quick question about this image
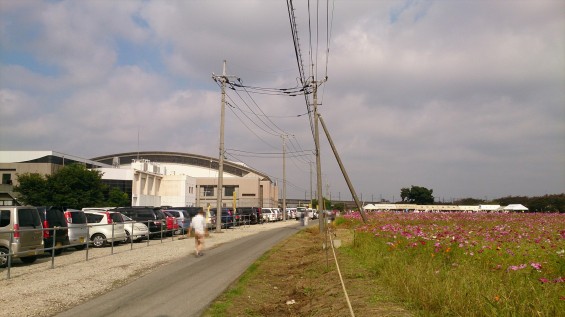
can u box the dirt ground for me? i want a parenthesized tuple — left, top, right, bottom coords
(204, 225, 413, 317)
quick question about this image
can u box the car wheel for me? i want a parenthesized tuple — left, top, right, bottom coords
(91, 233, 107, 248)
(0, 247, 9, 268)
(20, 256, 37, 264)
(124, 229, 131, 243)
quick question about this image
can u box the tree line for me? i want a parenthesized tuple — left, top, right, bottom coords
(12, 165, 564, 213)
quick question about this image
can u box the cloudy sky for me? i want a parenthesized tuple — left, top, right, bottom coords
(1, 0, 563, 202)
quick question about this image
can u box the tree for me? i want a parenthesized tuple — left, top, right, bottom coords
(13, 173, 49, 206)
(400, 187, 410, 202)
(333, 202, 346, 213)
(46, 164, 106, 208)
(106, 187, 131, 207)
(311, 197, 332, 210)
(400, 185, 435, 204)
(454, 197, 484, 205)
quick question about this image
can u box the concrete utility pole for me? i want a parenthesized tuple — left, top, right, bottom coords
(312, 75, 327, 232)
(212, 60, 238, 233)
(281, 134, 287, 221)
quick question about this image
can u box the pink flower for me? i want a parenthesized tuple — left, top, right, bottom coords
(508, 264, 527, 271)
(530, 262, 542, 271)
(539, 278, 550, 284)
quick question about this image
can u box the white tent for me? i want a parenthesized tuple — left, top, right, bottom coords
(503, 204, 529, 212)
(363, 204, 377, 210)
(479, 205, 501, 212)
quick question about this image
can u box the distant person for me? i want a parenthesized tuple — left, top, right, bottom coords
(189, 209, 207, 257)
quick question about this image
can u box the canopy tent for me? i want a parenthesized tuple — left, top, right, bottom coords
(363, 204, 377, 210)
(502, 204, 529, 211)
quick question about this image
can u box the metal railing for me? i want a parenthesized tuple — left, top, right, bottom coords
(1, 215, 275, 280)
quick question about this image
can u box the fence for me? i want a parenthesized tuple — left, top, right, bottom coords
(0, 216, 279, 280)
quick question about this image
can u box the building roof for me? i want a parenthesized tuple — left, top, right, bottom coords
(91, 151, 271, 181)
(0, 150, 110, 168)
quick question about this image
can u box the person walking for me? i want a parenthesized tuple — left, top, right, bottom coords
(189, 209, 207, 257)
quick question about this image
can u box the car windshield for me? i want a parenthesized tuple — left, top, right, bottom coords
(121, 214, 132, 221)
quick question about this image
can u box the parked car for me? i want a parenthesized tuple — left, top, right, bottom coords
(83, 210, 127, 247)
(113, 207, 166, 238)
(171, 207, 215, 229)
(161, 210, 180, 236)
(36, 206, 70, 255)
(163, 209, 191, 234)
(260, 208, 277, 222)
(210, 208, 234, 229)
(0, 206, 44, 267)
(306, 208, 318, 220)
(63, 209, 88, 250)
(235, 207, 260, 225)
(118, 213, 149, 243)
(286, 208, 297, 220)
(272, 208, 283, 221)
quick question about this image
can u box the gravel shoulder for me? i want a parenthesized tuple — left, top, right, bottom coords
(0, 220, 300, 317)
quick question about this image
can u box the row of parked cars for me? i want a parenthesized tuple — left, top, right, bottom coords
(1, 205, 313, 268)
(0, 206, 205, 268)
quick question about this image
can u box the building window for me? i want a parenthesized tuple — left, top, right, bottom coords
(225, 186, 236, 197)
(203, 186, 214, 197)
(2, 174, 12, 185)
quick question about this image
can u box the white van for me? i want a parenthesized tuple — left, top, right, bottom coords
(261, 208, 277, 222)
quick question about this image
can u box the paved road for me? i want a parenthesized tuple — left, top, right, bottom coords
(56, 222, 303, 317)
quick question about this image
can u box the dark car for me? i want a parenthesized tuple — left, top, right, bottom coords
(113, 207, 166, 238)
(210, 208, 234, 229)
(235, 207, 261, 225)
(36, 206, 70, 255)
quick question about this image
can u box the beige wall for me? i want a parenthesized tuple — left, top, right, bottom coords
(0, 163, 64, 186)
(195, 177, 278, 209)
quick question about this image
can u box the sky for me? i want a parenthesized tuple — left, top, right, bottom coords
(1, 0, 564, 203)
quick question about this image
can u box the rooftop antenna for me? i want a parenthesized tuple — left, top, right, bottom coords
(137, 127, 140, 160)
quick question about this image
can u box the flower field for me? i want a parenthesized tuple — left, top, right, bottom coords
(337, 212, 565, 316)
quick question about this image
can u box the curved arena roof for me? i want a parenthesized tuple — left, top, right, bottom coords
(91, 151, 271, 181)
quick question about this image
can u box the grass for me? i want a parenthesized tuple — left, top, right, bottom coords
(344, 212, 565, 316)
(204, 213, 564, 316)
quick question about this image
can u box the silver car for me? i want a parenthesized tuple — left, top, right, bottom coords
(83, 210, 127, 247)
(0, 206, 44, 267)
(63, 209, 88, 250)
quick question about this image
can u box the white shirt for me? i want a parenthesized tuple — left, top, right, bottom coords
(190, 214, 206, 234)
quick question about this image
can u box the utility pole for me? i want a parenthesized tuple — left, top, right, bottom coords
(281, 134, 287, 221)
(309, 161, 313, 205)
(319, 115, 368, 222)
(312, 75, 327, 232)
(212, 60, 238, 233)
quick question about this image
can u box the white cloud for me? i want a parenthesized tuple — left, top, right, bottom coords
(0, 0, 563, 199)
